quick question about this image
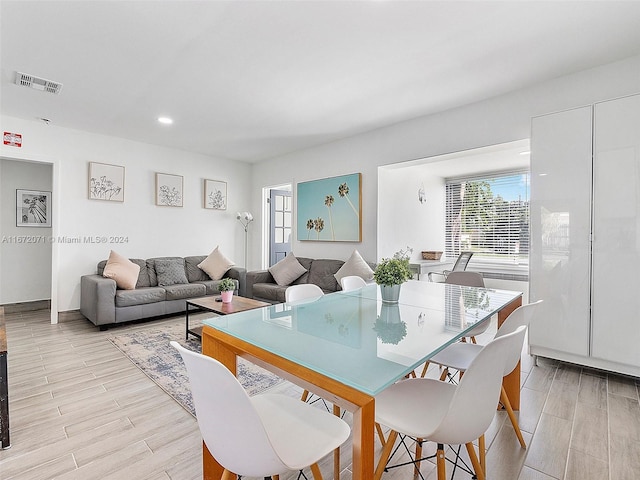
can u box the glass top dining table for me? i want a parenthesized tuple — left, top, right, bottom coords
(199, 280, 523, 480)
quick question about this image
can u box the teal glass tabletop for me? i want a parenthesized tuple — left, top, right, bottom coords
(203, 281, 521, 396)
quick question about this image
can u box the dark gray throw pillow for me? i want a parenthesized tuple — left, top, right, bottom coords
(155, 258, 188, 286)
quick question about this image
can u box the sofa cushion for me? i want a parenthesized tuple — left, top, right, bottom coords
(193, 279, 239, 296)
(290, 257, 313, 285)
(252, 283, 287, 303)
(147, 257, 184, 286)
(198, 246, 235, 280)
(307, 259, 344, 292)
(98, 258, 150, 288)
(164, 283, 206, 301)
(103, 250, 141, 290)
(115, 286, 166, 307)
(334, 249, 374, 285)
(269, 254, 307, 286)
(155, 258, 189, 286)
(184, 255, 208, 282)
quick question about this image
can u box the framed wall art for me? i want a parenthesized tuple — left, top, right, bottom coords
(297, 172, 361, 242)
(16, 189, 52, 227)
(88, 162, 124, 202)
(156, 172, 183, 207)
(203, 179, 227, 210)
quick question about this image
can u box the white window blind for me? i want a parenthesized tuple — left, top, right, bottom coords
(445, 170, 530, 265)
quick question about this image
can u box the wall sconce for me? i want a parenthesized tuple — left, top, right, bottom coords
(418, 184, 426, 204)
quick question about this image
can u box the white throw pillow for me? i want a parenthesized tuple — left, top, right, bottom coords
(269, 254, 307, 286)
(198, 246, 235, 280)
(334, 249, 374, 285)
(103, 250, 141, 290)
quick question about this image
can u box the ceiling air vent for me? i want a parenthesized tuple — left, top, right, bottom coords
(15, 71, 63, 95)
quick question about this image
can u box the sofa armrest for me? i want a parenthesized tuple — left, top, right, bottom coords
(245, 269, 275, 299)
(225, 267, 247, 297)
(80, 274, 116, 326)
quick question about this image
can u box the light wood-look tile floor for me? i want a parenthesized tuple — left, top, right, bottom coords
(0, 309, 639, 480)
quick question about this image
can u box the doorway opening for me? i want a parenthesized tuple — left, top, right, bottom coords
(261, 184, 292, 268)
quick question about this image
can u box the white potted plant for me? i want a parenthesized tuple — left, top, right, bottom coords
(373, 247, 413, 303)
(218, 277, 236, 303)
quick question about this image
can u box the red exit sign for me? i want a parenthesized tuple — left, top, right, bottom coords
(3, 132, 22, 147)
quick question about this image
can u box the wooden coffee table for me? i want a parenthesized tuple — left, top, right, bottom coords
(185, 295, 270, 340)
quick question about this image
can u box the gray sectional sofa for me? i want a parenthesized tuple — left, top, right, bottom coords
(80, 255, 246, 329)
(246, 256, 374, 304)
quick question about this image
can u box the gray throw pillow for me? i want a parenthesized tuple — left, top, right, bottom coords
(155, 258, 188, 286)
(269, 254, 307, 286)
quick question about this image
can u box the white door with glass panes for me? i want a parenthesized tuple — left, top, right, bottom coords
(269, 189, 292, 266)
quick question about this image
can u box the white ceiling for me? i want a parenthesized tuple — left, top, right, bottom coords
(2, 1, 640, 163)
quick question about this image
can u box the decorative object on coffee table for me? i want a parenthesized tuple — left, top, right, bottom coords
(373, 246, 413, 303)
(218, 277, 235, 303)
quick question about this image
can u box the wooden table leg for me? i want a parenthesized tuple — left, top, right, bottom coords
(498, 296, 523, 410)
(351, 396, 376, 480)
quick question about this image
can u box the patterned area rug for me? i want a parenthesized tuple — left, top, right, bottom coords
(109, 322, 285, 416)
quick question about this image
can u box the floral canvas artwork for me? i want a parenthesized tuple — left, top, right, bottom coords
(89, 162, 124, 202)
(297, 172, 361, 242)
(156, 173, 183, 207)
(16, 189, 52, 227)
(204, 179, 227, 210)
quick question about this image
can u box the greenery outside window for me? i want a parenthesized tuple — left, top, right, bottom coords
(445, 170, 530, 266)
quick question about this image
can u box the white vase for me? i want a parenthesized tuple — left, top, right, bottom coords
(379, 284, 401, 303)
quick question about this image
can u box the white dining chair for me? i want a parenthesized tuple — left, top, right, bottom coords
(373, 326, 527, 480)
(340, 275, 367, 291)
(417, 271, 487, 378)
(428, 300, 542, 451)
(285, 283, 324, 303)
(170, 341, 350, 480)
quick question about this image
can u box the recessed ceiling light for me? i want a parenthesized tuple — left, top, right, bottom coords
(157, 116, 173, 125)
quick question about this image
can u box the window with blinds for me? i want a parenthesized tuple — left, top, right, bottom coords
(445, 170, 530, 265)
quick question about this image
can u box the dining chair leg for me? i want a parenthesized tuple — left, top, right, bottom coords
(479, 434, 486, 476)
(375, 422, 386, 445)
(374, 430, 398, 480)
(500, 385, 526, 448)
(414, 438, 423, 479)
(221, 469, 235, 480)
(310, 462, 323, 480)
(436, 443, 446, 480)
(465, 442, 485, 480)
(419, 361, 430, 378)
(439, 367, 449, 382)
(301, 389, 310, 402)
(333, 404, 341, 480)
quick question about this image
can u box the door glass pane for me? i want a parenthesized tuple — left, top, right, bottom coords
(275, 195, 284, 210)
(284, 196, 291, 211)
(275, 228, 284, 243)
(275, 212, 284, 227)
(284, 228, 291, 242)
(284, 212, 292, 227)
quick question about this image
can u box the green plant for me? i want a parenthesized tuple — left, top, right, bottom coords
(218, 278, 236, 292)
(373, 247, 413, 286)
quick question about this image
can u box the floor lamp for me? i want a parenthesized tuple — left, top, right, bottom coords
(236, 211, 253, 268)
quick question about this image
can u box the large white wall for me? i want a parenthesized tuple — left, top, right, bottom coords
(250, 54, 640, 266)
(0, 159, 53, 303)
(377, 166, 445, 260)
(0, 117, 252, 314)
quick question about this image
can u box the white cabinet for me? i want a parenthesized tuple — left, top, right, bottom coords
(529, 94, 640, 376)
